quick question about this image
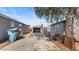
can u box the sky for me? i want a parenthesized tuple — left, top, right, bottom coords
(0, 7, 49, 27)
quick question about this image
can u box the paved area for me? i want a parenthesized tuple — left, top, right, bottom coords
(0, 33, 70, 51)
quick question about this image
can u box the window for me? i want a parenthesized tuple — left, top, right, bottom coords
(19, 24, 22, 27)
(11, 21, 15, 27)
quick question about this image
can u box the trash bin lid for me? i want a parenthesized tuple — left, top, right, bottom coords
(10, 28, 18, 31)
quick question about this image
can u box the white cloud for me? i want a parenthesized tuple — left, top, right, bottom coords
(7, 13, 49, 26)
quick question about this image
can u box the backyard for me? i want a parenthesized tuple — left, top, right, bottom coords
(0, 31, 70, 51)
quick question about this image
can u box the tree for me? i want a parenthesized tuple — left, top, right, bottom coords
(34, 7, 76, 23)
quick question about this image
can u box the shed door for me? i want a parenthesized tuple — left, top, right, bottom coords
(33, 28, 41, 33)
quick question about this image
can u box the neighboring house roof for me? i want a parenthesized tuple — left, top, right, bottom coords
(0, 13, 27, 26)
(50, 20, 66, 26)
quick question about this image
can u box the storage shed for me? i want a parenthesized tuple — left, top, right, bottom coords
(50, 20, 66, 42)
(50, 20, 66, 35)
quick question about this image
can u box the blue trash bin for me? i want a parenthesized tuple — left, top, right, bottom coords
(7, 28, 18, 42)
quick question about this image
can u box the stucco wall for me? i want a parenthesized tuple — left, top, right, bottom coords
(10, 21, 19, 28)
(0, 17, 23, 41)
(0, 17, 11, 40)
(0, 15, 28, 41)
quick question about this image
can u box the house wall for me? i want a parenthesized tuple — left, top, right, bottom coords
(18, 23, 28, 35)
(0, 17, 11, 41)
(23, 25, 27, 33)
(10, 21, 19, 28)
(22, 24, 26, 33)
(10, 21, 27, 33)
(0, 16, 25, 41)
(0, 14, 28, 43)
(19, 24, 24, 32)
(21, 24, 30, 33)
(14, 22, 19, 28)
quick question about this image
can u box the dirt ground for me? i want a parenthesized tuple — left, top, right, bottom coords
(0, 32, 70, 51)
